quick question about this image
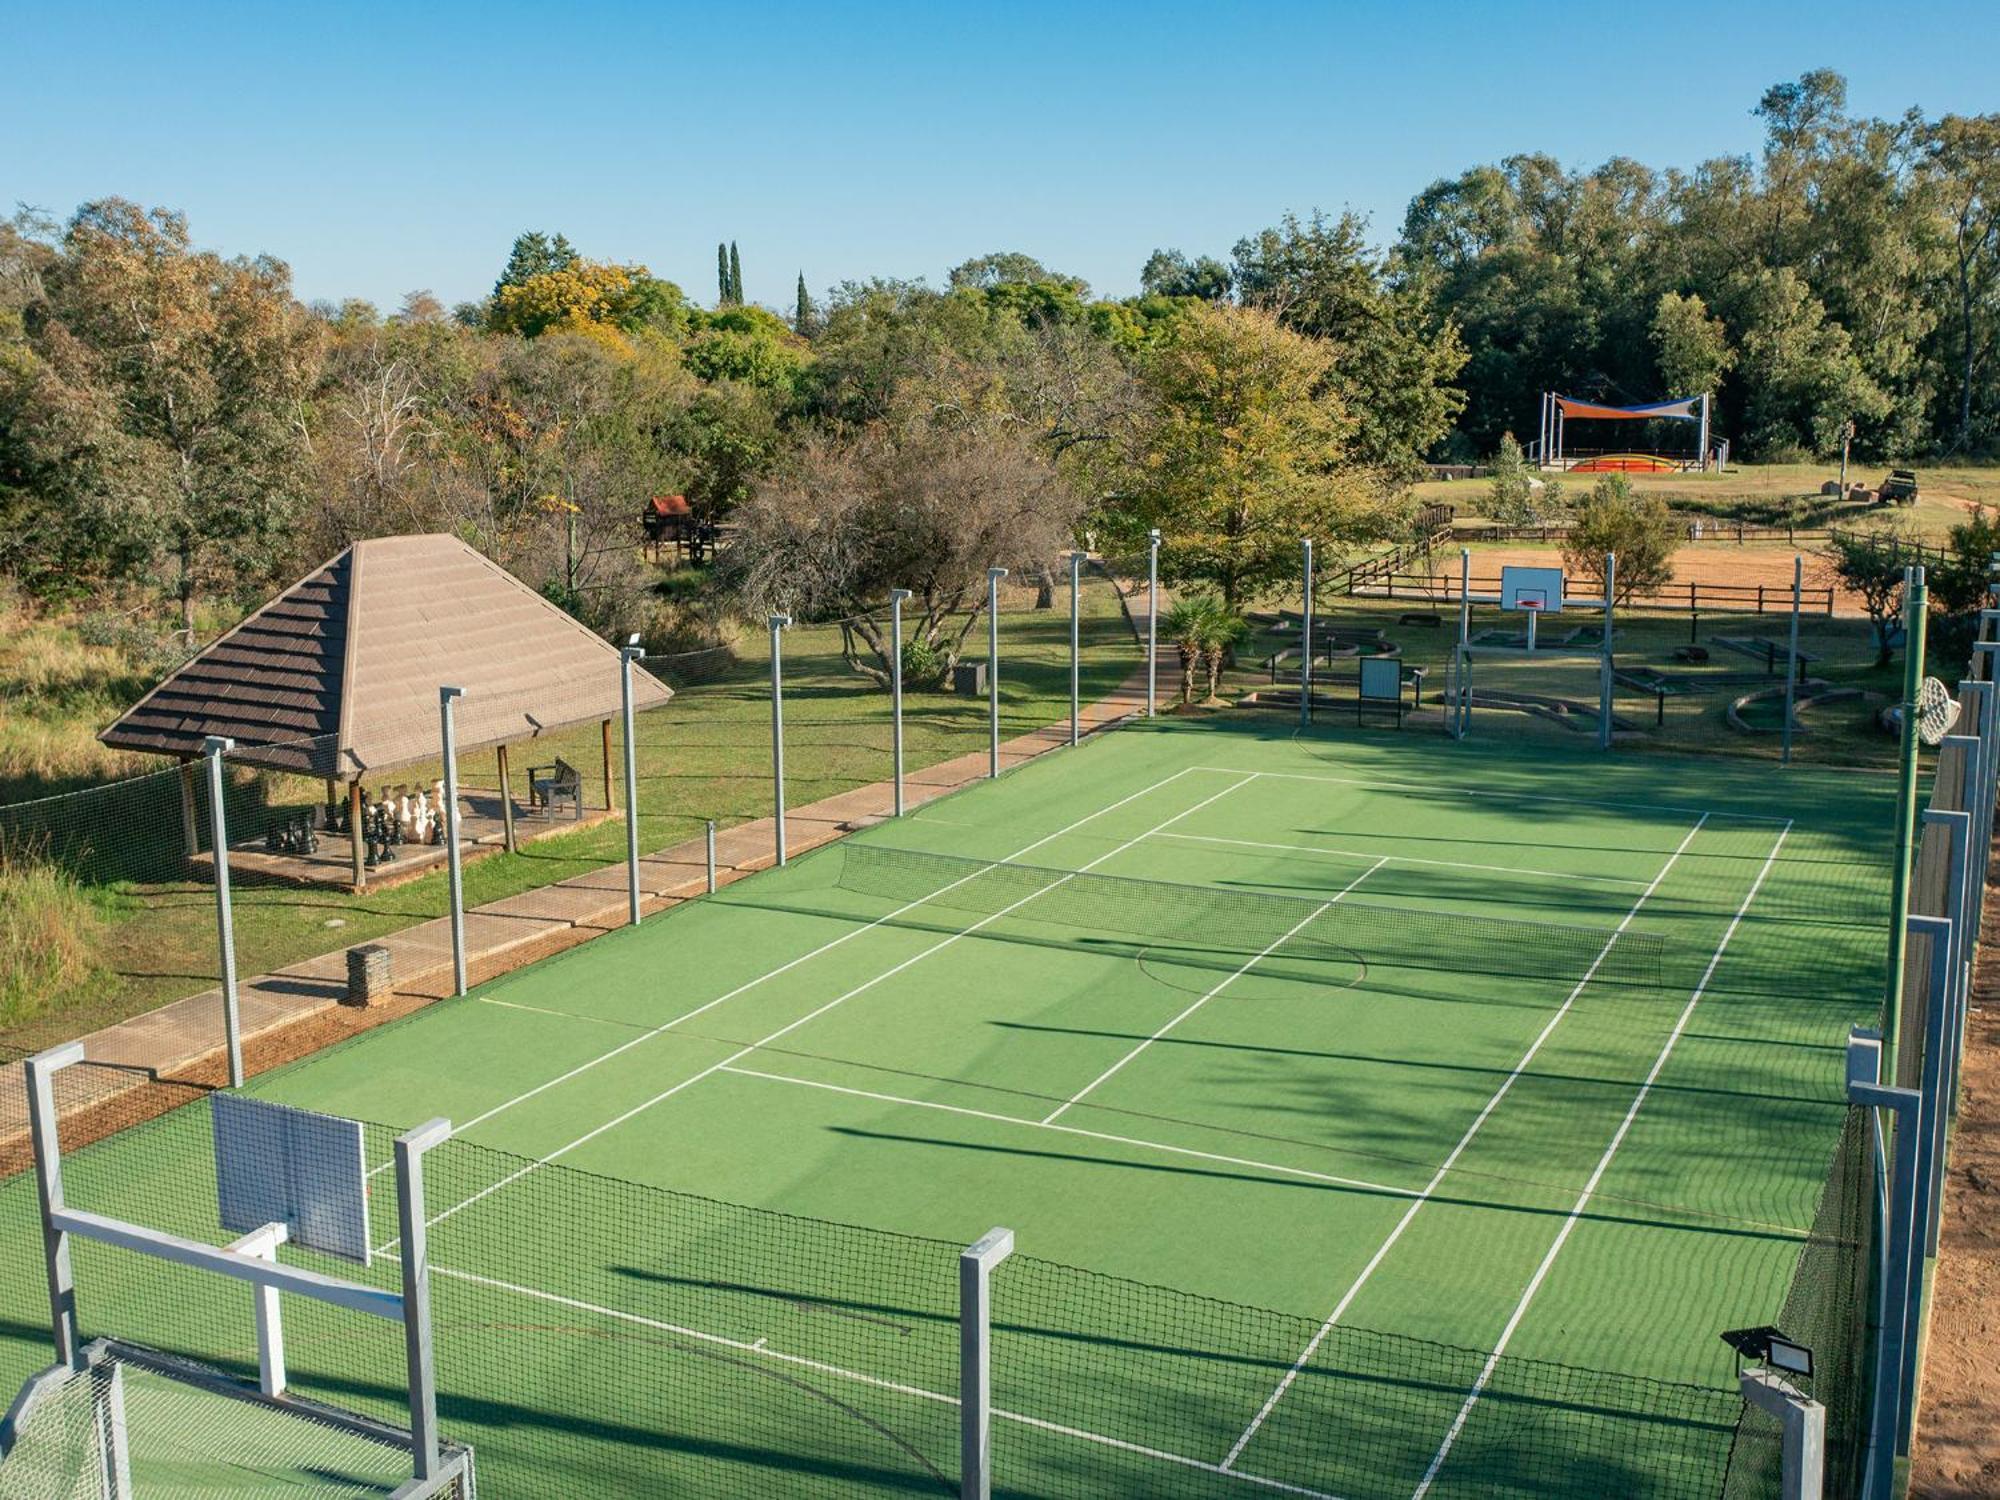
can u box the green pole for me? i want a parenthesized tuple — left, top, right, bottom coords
(1882, 565, 1928, 1087)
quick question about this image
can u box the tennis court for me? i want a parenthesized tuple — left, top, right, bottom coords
(0, 717, 1896, 1497)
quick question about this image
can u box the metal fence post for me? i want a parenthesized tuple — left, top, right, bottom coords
(890, 589, 911, 815)
(768, 616, 791, 866)
(1455, 547, 1472, 738)
(201, 736, 243, 1087)
(1847, 1028, 1920, 1494)
(1146, 529, 1160, 718)
(1883, 567, 1928, 1087)
(705, 819, 717, 894)
(987, 569, 1007, 778)
(24, 1041, 85, 1368)
(1739, 1368, 1826, 1500)
(1069, 550, 1082, 747)
(959, 1227, 1015, 1500)
(1300, 538, 1314, 728)
(438, 688, 467, 998)
(1783, 555, 1803, 766)
(620, 638, 643, 927)
(394, 1117, 452, 1483)
(1598, 553, 1616, 752)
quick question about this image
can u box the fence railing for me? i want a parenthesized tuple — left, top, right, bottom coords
(1343, 572, 1838, 616)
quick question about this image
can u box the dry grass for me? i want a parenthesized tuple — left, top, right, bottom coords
(0, 591, 167, 797)
(0, 852, 103, 1025)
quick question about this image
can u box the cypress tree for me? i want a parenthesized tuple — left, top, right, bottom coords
(717, 242, 730, 304)
(795, 272, 813, 335)
(729, 242, 743, 304)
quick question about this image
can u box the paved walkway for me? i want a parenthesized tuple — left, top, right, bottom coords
(2, 595, 1169, 1158)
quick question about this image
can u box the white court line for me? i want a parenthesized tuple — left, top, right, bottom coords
(720, 1064, 1410, 1197)
(1409, 821, 1791, 1500)
(380, 773, 1257, 1252)
(424, 1262, 1342, 1498)
(1041, 857, 1389, 1127)
(1197, 765, 1790, 825)
(1217, 814, 1709, 1473)
(1152, 831, 1649, 888)
(363, 765, 1204, 1181)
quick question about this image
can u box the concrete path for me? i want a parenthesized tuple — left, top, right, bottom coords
(1, 594, 1168, 1159)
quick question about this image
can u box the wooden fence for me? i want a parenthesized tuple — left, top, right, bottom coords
(1346, 572, 1837, 616)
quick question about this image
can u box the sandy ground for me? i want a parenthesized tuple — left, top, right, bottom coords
(1465, 543, 1871, 616)
(1911, 862, 2000, 1497)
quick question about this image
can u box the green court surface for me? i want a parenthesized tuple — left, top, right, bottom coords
(0, 717, 1895, 1498)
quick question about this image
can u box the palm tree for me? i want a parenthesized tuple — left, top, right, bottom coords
(1202, 609, 1249, 701)
(1162, 596, 1248, 706)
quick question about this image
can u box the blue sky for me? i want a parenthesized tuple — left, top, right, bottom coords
(5, 1, 1996, 312)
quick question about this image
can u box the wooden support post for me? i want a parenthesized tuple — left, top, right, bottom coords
(178, 759, 199, 858)
(495, 745, 517, 853)
(349, 781, 365, 891)
(601, 719, 614, 813)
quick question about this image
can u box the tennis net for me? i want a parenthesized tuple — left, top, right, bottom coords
(827, 843, 1668, 988)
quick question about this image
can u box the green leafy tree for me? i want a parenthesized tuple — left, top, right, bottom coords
(795, 272, 815, 336)
(1120, 303, 1375, 610)
(1919, 115, 2000, 451)
(493, 231, 577, 299)
(1821, 524, 1917, 666)
(1139, 249, 1232, 301)
(1560, 474, 1678, 604)
(717, 242, 730, 305)
(1650, 292, 1734, 398)
(8, 200, 322, 632)
(729, 242, 743, 304)
(1486, 433, 1540, 526)
(1233, 211, 1466, 477)
(946, 252, 1087, 295)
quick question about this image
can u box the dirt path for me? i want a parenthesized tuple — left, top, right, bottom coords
(1911, 857, 2000, 1497)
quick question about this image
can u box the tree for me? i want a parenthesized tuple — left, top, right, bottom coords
(729, 241, 743, 305)
(493, 231, 577, 299)
(1119, 303, 1377, 610)
(1161, 595, 1245, 705)
(1486, 433, 1540, 526)
(9, 200, 322, 633)
(723, 424, 1084, 680)
(1139, 249, 1232, 302)
(795, 272, 815, 336)
(717, 243, 731, 305)
(1560, 475, 1678, 604)
(1650, 292, 1733, 398)
(1821, 524, 1917, 666)
(1233, 211, 1466, 477)
(946, 252, 1087, 295)
(1919, 115, 2000, 451)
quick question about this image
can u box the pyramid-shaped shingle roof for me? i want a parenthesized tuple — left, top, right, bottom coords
(102, 534, 672, 778)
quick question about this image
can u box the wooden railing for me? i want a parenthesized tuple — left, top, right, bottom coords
(1332, 506, 1457, 594)
(1345, 572, 1838, 616)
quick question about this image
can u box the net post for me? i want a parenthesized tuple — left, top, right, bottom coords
(96, 1357, 132, 1499)
(1783, 555, 1803, 765)
(1068, 550, 1081, 747)
(705, 819, 717, 894)
(768, 615, 791, 866)
(1738, 1368, 1825, 1500)
(959, 1226, 1014, 1500)
(987, 569, 1007, 778)
(1883, 567, 1927, 1087)
(1300, 537, 1314, 728)
(620, 638, 644, 927)
(226, 1221, 291, 1396)
(201, 735, 243, 1087)
(438, 687, 467, 997)
(395, 1117, 452, 1484)
(890, 589, 912, 814)
(1146, 529, 1160, 717)
(1598, 553, 1615, 752)
(24, 1041, 85, 1369)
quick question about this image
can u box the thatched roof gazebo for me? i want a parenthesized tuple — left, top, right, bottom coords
(101, 534, 672, 887)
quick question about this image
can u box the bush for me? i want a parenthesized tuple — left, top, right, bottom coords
(0, 852, 103, 1025)
(1561, 475, 1679, 602)
(901, 637, 947, 688)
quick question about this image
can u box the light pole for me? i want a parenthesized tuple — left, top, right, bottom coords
(201, 735, 242, 1087)
(1068, 550, 1082, 747)
(987, 568, 1007, 778)
(1300, 538, 1314, 728)
(620, 635, 643, 925)
(438, 687, 467, 997)
(768, 615, 791, 865)
(890, 588, 911, 815)
(1146, 529, 1161, 718)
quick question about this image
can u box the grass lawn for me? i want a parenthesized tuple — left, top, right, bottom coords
(0, 576, 1142, 1055)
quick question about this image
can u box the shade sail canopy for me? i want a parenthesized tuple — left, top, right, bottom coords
(1554, 396, 1702, 421)
(101, 534, 672, 778)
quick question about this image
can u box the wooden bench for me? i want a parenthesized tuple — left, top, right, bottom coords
(528, 757, 584, 820)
